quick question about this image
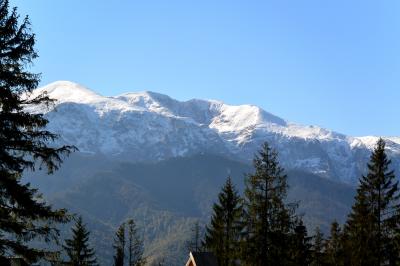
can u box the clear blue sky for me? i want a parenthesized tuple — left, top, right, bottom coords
(11, 0, 400, 136)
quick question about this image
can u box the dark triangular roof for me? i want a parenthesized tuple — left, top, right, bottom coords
(189, 252, 218, 266)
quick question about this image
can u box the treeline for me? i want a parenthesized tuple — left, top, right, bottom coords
(53, 216, 146, 265)
(1, 0, 400, 265)
(198, 140, 400, 266)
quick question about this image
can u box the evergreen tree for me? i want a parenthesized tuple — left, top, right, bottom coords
(344, 139, 400, 265)
(311, 227, 327, 266)
(344, 191, 375, 265)
(290, 220, 312, 266)
(127, 219, 146, 266)
(0, 0, 74, 262)
(186, 221, 203, 253)
(204, 177, 243, 266)
(242, 142, 297, 266)
(325, 221, 344, 266)
(63, 216, 97, 266)
(113, 223, 125, 266)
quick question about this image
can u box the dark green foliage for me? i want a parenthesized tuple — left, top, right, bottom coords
(0, 0, 74, 181)
(290, 220, 312, 266)
(63, 216, 97, 266)
(127, 219, 146, 266)
(41, 154, 354, 265)
(113, 223, 125, 266)
(343, 191, 375, 265)
(204, 177, 243, 266)
(310, 227, 327, 266)
(242, 142, 298, 266)
(343, 139, 400, 265)
(325, 221, 344, 266)
(0, 0, 74, 263)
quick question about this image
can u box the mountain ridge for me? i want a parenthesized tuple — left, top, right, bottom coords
(25, 81, 398, 265)
(34, 81, 398, 141)
(30, 81, 400, 184)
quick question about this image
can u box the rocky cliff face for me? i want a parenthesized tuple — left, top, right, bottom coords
(30, 81, 400, 184)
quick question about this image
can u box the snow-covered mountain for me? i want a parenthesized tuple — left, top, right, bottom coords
(31, 81, 400, 184)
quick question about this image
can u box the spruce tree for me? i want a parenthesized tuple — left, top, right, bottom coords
(311, 227, 327, 266)
(63, 216, 98, 266)
(204, 177, 243, 266)
(325, 221, 344, 266)
(242, 142, 297, 266)
(344, 138, 400, 265)
(290, 221, 312, 266)
(0, 0, 74, 262)
(113, 223, 125, 266)
(127, 219, 146, 266)
(344, 191, 375, 265)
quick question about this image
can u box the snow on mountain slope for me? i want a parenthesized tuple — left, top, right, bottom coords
(33, 81, 400, 184)
(32, 81, 102, 104)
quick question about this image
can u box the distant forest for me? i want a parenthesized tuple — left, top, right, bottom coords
(1, 0, 399, 265)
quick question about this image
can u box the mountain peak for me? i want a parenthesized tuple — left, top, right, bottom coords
(32, 81, 400, 184)
(35, 81, 101, 104)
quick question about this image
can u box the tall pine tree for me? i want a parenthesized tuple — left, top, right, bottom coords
(343, 190, 375, 265)
(310, 227, 327, 266)
(63, 216, 98, 266)
(204, 177, 243, 266)
(242, 142, 297, 266)
(344, 138, 400, 265)
(290, 220, 312, 266)
(113, 223, 125, 266)
(325, 221, 344, 266)
(0, 0, 74, 263)
(127, 219, 146, 266)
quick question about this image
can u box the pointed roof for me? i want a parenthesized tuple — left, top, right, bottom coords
(185, 251, 218, 266)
